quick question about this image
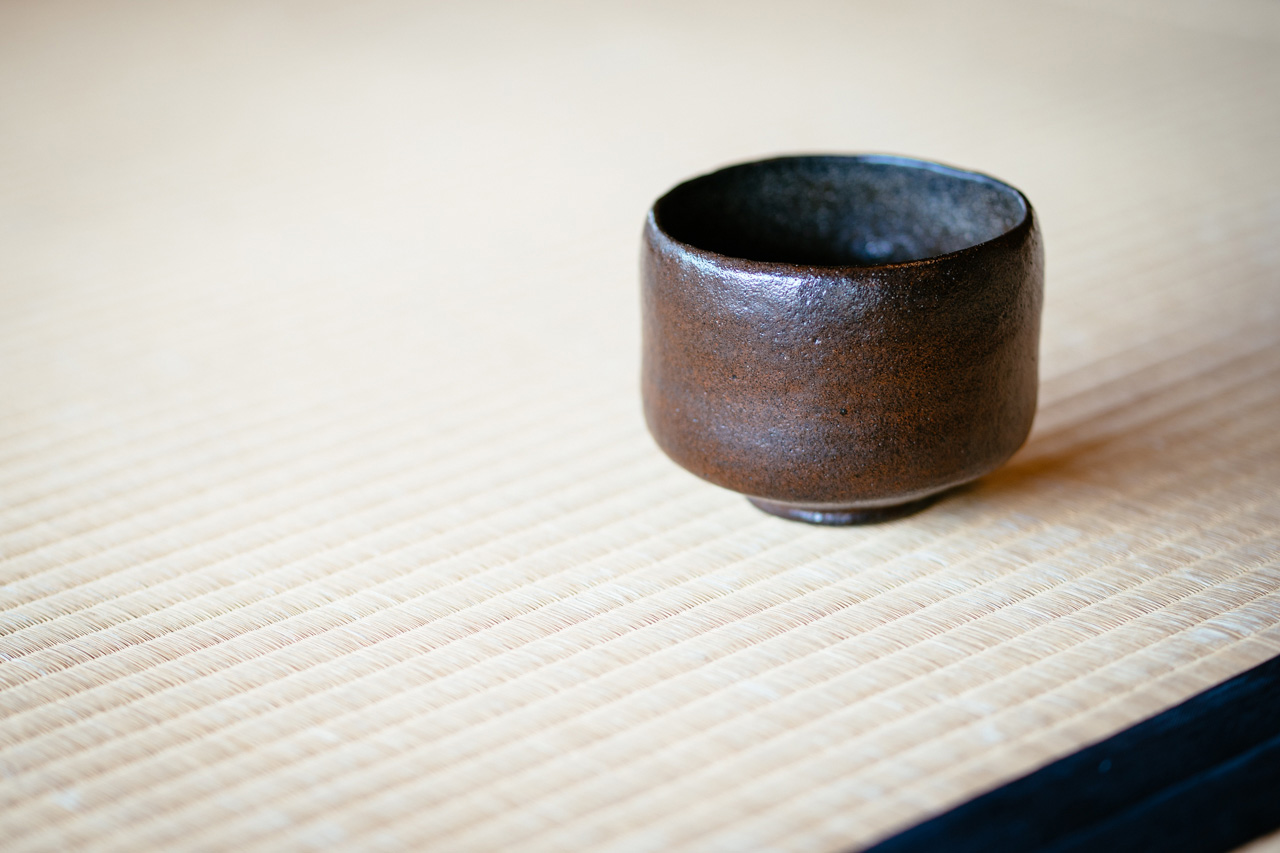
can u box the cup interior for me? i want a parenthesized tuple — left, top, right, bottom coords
(653, 155, 1027, 266)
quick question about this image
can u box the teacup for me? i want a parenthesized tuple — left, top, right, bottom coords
(641, 154, 1043, 524)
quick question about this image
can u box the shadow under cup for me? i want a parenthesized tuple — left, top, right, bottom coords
(641, 155, 1044, 524)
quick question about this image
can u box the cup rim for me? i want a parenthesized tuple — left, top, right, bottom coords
(648, 153, 1034, 274)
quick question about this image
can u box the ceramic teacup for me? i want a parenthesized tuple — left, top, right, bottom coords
(641, 154, 1043, 524)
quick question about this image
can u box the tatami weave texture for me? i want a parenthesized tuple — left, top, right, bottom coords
(2, 1, 1278, 851)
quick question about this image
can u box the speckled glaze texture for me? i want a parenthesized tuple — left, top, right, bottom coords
(641, 155, 1043, 524)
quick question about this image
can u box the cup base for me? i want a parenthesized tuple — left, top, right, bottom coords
(747, 494, 942, 525)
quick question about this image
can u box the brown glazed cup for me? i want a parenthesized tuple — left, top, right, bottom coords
(641, 154, 1043, 524)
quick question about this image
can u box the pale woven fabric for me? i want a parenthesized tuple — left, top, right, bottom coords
(2, 1, 1278, 851)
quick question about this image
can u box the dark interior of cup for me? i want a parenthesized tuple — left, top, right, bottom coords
(653, 155, 1027, 266)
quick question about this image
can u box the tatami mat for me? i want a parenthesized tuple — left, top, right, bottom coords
(2, 1, 1278, 851)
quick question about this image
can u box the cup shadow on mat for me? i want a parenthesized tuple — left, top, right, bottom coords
(931, 336, 1276, 518)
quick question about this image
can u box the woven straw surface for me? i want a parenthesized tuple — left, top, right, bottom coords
(2, 1, 1278, 851)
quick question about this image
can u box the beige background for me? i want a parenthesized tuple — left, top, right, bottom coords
(2, 1, 1278, 851)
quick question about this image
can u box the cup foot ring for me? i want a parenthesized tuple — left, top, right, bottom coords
(747, 494, 942, 525)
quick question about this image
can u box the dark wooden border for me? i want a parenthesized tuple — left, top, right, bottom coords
(860, 654, 1280, 853)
